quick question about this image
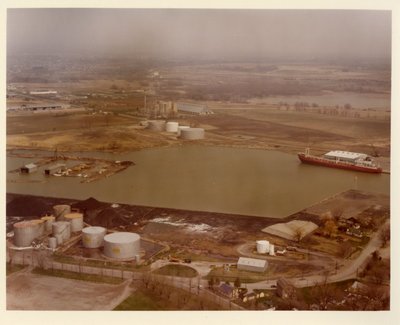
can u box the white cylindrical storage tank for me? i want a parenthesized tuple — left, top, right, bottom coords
(135, 254, 141, 264)
(55, 234, 63, 245)
(177, 125, 190, 136)
(269, 244, 275, 256)
(64, 213, 84, 232)
(165, 121, 179, 132)
(48, 237, 57, 249)
(147, 120, 166, 132)
(256, 240, 270, 254)
(82, 226, 107, 248)
(41, 215, 55, 232)
(180, 128, 205, 140)
(104, 232, 140, 259)
(53, 205, 71, 221)
(13, 220, 42, 247)
(52, 221, 71, 242)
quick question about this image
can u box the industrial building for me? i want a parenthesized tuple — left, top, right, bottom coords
(237, 257, 268, 273)
(20, 163, 38, 174)
(44, 163, 66, 175)
(176, 102, 213, 115)
(262, 220, 318, 241)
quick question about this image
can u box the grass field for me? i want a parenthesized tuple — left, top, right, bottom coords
(153, 264, 198, 278)
(32, 267, 124, 285)
(114, 290, 163, 310)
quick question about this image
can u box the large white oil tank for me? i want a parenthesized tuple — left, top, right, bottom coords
(147, 120, 166, 132)
(256, 240, 270, 254)
(177, 125, 190, 136)
(53, 205, 71, 221)
(269, 244, 275, 256)
(104, 232, 141, 259)
(13, 220, 44, 247)
(82, 226, 107, 248)
(180, 128, 205, 140)
(52, 221, 71, 242)
(41, 215, 55, 232)
(48, 237, 57, 249)
(64, 213, 84, 232)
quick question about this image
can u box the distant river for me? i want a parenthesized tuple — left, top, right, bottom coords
(6, 146, 390, 218)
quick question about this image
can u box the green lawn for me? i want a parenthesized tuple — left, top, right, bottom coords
(6, 263, 26, 276)
(32, 267, 124, 285)
(154, 264, 198, 278)
(114, 291, 163, 310)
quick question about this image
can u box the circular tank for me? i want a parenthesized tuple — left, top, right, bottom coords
(177, 125, 190, 136)
(165, 121, 179, 132)
(147, 120, 166, 132)
(82, 226, 107, 248)
(256, 240, 270, 254)
(269, 244, 275, 256)
(180, 128, 205, 140)
(104, 232, 140, 259)
(52, 221, 71, 242)
(48, 237, 57, 249)
(65, 213, 84, 232)
(55, 234, 63, 245)
(41, 215, 55, 232)
(13, 220, 43, 247)
(53, 205, 71, 221)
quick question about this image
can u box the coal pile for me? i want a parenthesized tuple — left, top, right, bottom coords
(87, 206, 135, 228)
(71, 197, 108, 212)
(7, 196, 51, 217)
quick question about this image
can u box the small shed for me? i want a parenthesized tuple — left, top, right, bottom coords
(44, 163, 67, 175)
(237, 257, 268, 273)
(20, 163, 38, 174)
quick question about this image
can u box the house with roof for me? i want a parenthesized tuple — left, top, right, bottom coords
(217, 283, 239, 300)
(276, 278, 296, 299)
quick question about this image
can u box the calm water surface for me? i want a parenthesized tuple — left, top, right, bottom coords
(6, 146, 390, 218)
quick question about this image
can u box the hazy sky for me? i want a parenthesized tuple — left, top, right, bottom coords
(7, 9, 391, 60)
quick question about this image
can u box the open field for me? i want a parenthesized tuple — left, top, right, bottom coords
(6, 269, 133, 310)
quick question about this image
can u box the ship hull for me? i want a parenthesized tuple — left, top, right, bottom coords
(298, 153, 382, 174)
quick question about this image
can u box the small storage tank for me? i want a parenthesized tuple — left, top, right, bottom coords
(135, 254, 141, 264)
(104, 232, 140, 259)
(256, 240, 270, 254)
(13, 220, 43, 247)
(165, 121, 179, 132)
(177, 125, 190, 136)
(52, 221, 71, 242)
(65, 213, 84, 232)
(53, 205, 71, 221)
(147, 120, 166, 132)
(180, 128, 205, 140)
(48, 237, 57, 249)
(55, 234, 63, 245)
(41, 215, 56, 232)
(82, 226, 107, 248)
(269, 244, 275, 256)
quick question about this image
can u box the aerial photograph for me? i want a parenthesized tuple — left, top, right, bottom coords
(5, 7, 394, 315)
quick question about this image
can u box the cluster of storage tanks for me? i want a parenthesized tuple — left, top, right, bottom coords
(12, 204, 141, 261)
(147, 120, 205, 140)
(256, 240, 275, 256)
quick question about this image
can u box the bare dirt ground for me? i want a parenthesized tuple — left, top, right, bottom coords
(6, 268, 134, 310)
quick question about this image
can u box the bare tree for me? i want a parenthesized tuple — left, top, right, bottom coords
(380, 224, 390, 247)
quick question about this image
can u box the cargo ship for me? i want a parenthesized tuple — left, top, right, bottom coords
(298, 148, 382, 173)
